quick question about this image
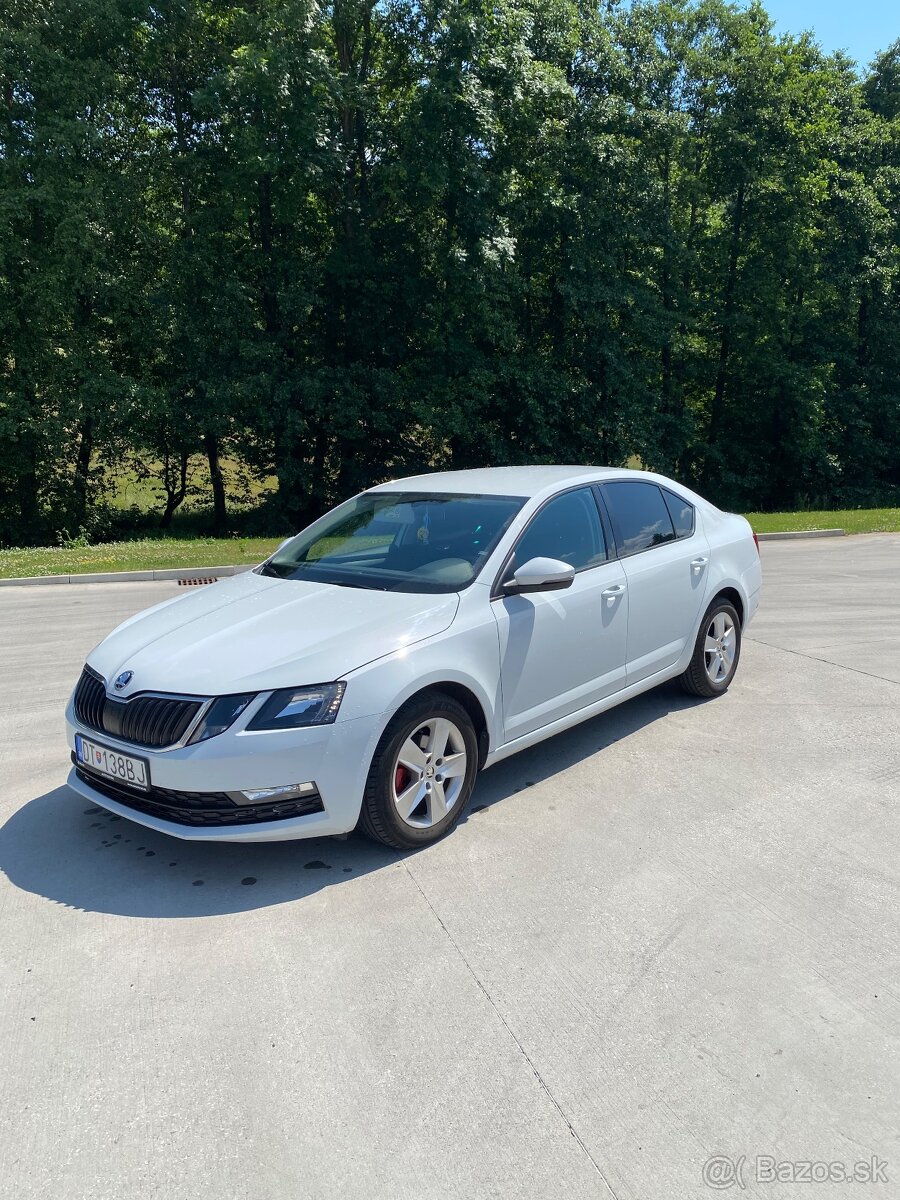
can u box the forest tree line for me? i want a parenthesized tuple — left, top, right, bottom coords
(2, 0, 900, 544)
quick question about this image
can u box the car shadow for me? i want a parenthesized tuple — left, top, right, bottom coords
(0, 683, 704, 919)
(464, 680, 706, 818)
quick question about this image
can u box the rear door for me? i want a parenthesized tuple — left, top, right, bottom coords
(491, 487, 628, 742)
(600, 481, 709, 685)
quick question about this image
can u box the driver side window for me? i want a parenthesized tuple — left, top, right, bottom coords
(511, 488, 607, 574)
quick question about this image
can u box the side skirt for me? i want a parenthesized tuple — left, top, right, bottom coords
(483, 662, 686, 769)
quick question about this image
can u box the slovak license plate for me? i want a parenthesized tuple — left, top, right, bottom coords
(75, 733, 150, 791)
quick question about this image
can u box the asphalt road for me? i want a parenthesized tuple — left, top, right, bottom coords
(1, 535, 898, 1200)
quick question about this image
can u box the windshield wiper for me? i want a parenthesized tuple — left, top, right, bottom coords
(257, 561, 286, 578)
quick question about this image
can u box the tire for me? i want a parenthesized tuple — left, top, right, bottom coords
(358, 692, 479, 850)
(680, 597, 742, 698)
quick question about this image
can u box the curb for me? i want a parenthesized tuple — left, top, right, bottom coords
(755, 528, 846, 541)
(0, 564, 255, 588)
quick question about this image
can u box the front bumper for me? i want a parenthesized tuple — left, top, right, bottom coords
(65, 703, 385, 842)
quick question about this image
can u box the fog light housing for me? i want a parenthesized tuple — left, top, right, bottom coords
(234, 782, 318, 805)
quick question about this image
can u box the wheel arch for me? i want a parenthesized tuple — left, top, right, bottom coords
(395, 682, 491, 768)
(710, 585, 744, 625)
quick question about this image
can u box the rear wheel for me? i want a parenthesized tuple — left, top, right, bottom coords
(680, 598, 742, 698)
(358, 693, 479, 849)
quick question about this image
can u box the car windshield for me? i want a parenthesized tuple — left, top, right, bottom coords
(260, 491, 526, 593)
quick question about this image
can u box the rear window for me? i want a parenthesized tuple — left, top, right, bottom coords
(604, 482, 676, 555)
(662, 489, 695, 539)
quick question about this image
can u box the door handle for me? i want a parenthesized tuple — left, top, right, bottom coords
(601, 584, 626, 605)
(691, 557, 708, 572)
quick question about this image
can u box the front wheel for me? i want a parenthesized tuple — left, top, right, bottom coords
(358, 692, 479, 849)
(680, 598, 742, 698)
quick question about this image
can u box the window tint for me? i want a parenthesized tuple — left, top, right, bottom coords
(604, 482, 675, 555)
(662, 488, 695, 539)
(512, 488, 607, 572)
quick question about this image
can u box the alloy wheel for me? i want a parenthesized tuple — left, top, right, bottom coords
(391, 717, 468, 829)
(704, 610, 736, 684)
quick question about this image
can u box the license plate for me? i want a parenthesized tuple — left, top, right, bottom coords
(75, 734, 150, 791)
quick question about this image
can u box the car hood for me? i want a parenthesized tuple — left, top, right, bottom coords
(87, 570, 459, 696)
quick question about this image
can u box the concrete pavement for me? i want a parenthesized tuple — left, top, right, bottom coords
(1, 536, 898, 1199)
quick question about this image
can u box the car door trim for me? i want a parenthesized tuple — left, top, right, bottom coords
(591, 484, 619, 558)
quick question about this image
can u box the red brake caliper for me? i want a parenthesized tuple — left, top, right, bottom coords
(394, 764, 411, 795)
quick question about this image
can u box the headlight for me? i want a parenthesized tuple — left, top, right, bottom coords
(247, 682, 346, 731)
(188, 694, 255, 744)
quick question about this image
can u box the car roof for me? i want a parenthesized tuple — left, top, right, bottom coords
(367, 465, 634, 498)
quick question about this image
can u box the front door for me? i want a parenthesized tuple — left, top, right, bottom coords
(492, 487, 629, 742)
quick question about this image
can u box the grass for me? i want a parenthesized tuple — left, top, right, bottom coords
(1, 509, 897, 580)
(0, 533, 394, 579)
(746, 509, 900, 534)
(0, 537, 286, 580)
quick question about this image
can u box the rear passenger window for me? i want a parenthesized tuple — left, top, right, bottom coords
(604, 482, 675, 555)
(662, 489, 695, 539)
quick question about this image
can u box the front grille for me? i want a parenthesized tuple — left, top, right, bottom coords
(73, 667, 106, 730)
(74, 764, 325, 828)
(115, 694, 201, 746)
(73, 666, 203, 749)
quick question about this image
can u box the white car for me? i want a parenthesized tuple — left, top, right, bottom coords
(66, 466, 761, 848)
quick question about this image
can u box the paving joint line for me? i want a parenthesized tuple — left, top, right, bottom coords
(746, 636, 900, 687)
(403, 861, 621, 1199)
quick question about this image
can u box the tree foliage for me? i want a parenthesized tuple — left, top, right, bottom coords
(1, 0, 899, 543)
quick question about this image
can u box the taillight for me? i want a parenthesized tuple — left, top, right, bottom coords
(752, 532, 760, 554)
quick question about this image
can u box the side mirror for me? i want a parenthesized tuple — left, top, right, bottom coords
(504, 556, 576, 594)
